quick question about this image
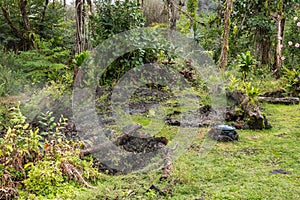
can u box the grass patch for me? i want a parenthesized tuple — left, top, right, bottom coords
(19, 103, 300, 199)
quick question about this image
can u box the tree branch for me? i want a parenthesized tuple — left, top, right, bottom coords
(1, 7, 26, 41)
(41, 0, 49, 23)
(19, 0, 31, 31)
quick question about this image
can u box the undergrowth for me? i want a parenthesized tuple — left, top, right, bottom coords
(0, 103, 101, 199)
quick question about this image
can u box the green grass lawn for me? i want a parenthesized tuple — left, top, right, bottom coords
(33, 103, 300, 200)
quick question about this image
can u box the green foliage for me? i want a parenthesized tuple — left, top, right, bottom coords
(244, 81, 260, 102)
(0, 64, 24, 96)
(237, 51, 256, 80)
(178, 12, 222, 63)
(23, 160, 64, 196)
(17, 39, 70, 84)
(227, 76, 260, 103)
(21, 81, 72, 124)
(73, 51, 90, 67)
(0, 103, 41, 183)
(0, 50, 26, 96)
(90, 0, 177, 86)
(281, 67, 300, 97)
(282, 14, 300, 68)
(0, 103, 100, 199)
(92, 0, 145, 44)
(0, 0, 73, 51)
(98, 28, 176, 86)
(187, 0, 198, 18)
(38, 111, 68, 142)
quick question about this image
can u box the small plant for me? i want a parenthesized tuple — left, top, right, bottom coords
(282, 67, 300, 97)
(0, 103, 41, 199)
(237, 51, 256, 81)
(227, 77, 260, 103)
(0, 64, 25, 96)
(38, 111, 68, 142)
(244, 82, 260, 103)
(73, 51, 90, 67)
(23, 160, 64, 196)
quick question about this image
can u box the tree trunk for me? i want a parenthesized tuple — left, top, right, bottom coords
(41, 0, 49, 23)
(1, 6, 33, 50)
(166, 0, 177, 30)
(254, 0, 271, 66)
(19, 0, 31, 32)
(274, 0, 285, 78)
(218, 0, 233, 69)
(75, 0, 85, 54)
(1, 7, 26, 41)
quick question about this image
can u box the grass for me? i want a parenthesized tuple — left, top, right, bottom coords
(49, 103, 300, 200)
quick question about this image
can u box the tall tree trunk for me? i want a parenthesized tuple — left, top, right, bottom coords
(218, 0, 233, 70)
(274, 0, 285, 78)
(166, 0, 177, 30)
(41, 0, 49, 23)
(256, 28, 271, 65)
(254, 0, 271, 65)
(75, 0, 85, 54)
(86, 0, 92, 49)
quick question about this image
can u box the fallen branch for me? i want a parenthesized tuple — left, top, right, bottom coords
(258, 97, 299, 105)
(60, 161, 96, 189)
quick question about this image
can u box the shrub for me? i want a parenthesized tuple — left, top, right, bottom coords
(0, 64, 25, 96)
(16, 39, 70, 84)
(281, 67, 300, 97)
(0, 103, 100, 199)
(91, 0, 145, 44)
(0, 50, 26, 96)
(23, 160, 64, 196)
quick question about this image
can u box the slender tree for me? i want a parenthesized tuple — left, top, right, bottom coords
(75, 0, 83, 54)
(75, 0, 92, 54)
(274, 0, 285, 78)
(218, 0, 233, 69)
(166, 0, 177, 30)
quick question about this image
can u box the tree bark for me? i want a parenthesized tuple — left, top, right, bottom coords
(41, 0, 49, 23)
(1, 5, 33, 50)
(274, 0, 285, 78)
(166, 0, 177, 30)
(254, 0, 271, 65)
(75, 0, 85, 54)
(258, 97, 299, 105)
(19, 0, 31, 31)
(1, 7, 26, 41)
(218, 0, 233, 69)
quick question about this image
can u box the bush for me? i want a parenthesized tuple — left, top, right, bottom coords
(0, 64, 25, 96)
(16, 39, 70, 84)
(23, 160, 64, 196)
(0, 103, 101, 199)
(91, 0, 145, 44)
(281, 67, 300, 97)
(0, 50, 26, 96)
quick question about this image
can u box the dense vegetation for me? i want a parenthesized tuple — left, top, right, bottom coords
(0, 0, 299, 199)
